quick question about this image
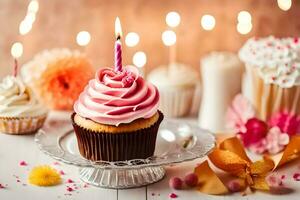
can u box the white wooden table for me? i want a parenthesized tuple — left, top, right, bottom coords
(0, 113, 300, 200)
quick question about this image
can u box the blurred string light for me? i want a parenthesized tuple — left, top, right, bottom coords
(19, 0, 39, 35)
(237, 10, 252, 35)
(162, 30, 177, 46)
(238, 11, 252, 23)
(76, 31, 91, 46)
(11, 42, 23, 58)
(166, 11, 181, 28)
(133, 51, 147, 68)
(125, 32, 140, 47)
(277, 0, 292, 11)
(201, 14, 216, 31)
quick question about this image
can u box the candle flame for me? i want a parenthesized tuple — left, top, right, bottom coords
(115, 17, 122, 39)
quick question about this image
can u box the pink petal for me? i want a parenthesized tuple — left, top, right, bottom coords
(293, 173, 300, 181)
(226, 94, 255, 132)
(169, 193, 178, 198)
(279, 133, 290, 145)
(19, 161, 28, 166)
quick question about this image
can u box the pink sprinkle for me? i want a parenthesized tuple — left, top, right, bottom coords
(169, 193, 178, 198)
(66, 187, 74, 192)
(17, 180, 20, 183)
(66, 179, 74, 183)
(281, 175, 286, 179)
(83, 184, 88, 188)
(19, 161, 27, 166)
(0, 184, 5, 189)
(53, 162, 60, 165)
(293, 173, 300, 181)
(13, 175, 19, 179)
(59, 170, 65, 175)
(151, 193, 155, 196)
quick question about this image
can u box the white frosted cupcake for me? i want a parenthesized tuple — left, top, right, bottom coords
(147, 63, 199, 117)
(239, 36, 300, 120)
(0, 76, 48, 134)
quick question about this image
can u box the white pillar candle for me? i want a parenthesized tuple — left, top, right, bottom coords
(198, 52, 244, 133)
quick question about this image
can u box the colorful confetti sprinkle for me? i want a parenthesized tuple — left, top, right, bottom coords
(66, 187, 74, 192)
(19, 161, 28, 166)
(66, 179, 74, 183)
(169, 193, 178, 198)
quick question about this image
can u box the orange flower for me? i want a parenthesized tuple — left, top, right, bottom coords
(37, 56, 94, 110)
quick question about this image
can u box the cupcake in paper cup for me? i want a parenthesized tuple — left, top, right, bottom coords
(72, 66, 163, 162)
(0, 76, 48, 135)
(239, 36, 300, 120)
(147, 63, 199, 117)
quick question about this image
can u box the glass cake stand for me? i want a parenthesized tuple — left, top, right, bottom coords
(35, 118, 215, 189)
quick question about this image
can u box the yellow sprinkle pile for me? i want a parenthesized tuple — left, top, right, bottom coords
(28, 165, 61, 186)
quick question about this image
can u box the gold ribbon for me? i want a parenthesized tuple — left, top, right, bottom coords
(196, 136, 300, 195)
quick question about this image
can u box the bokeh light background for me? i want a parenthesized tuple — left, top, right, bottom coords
(0, 0, 299, 78)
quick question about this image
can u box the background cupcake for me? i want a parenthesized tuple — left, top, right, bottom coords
(72, 65, 163, 161)
(147, 63, 199, 118)
(0, 76, 48, 134)
(21, 48, 95, 110)
(239, 36, 300, 120)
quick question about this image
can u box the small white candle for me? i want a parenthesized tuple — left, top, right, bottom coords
(198, 52, 244, 132)
(162, 30, 177, 65)
(10, 42, 23, 76)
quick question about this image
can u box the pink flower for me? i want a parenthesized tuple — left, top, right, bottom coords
(265, 127, 289, 154)
(269, 112, 300, 136)
(239, 118, 268, 147)
(248, 140, 267, 154)
(226, 94, 255, 132)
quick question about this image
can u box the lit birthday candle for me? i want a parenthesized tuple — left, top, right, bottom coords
(115, 17, 123, 72)
(10, 42, 23, 77)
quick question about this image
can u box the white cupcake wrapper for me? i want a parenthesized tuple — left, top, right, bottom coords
(0, 115, 47, 135)
(247, 64, 300, 120)
(158, 86, 196, 117)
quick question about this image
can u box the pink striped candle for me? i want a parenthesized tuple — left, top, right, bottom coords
(13, 59, 18, 77)
(114, 17, 123, 72)
(115, 38, 122, 72)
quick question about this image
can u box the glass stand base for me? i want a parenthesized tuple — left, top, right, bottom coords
(79, 166, 165, 189)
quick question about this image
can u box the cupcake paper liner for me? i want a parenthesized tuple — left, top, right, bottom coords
(158, 86, 195, 118)
(71, 111, 164, 162)
(247, 64, 300, 120)
(0, 115, 47, 135)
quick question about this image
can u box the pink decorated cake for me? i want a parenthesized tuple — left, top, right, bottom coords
(71, 65, 163, 161)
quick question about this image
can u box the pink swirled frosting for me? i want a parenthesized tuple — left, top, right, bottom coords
(74, 66, 160, 126)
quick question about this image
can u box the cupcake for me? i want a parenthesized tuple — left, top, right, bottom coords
(72, 65, 163, 161)
(147, 63, 199, 117)
(239, 36, 300, 120)
(21, 48, 95, 110)
(0, 76, 48, 134)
